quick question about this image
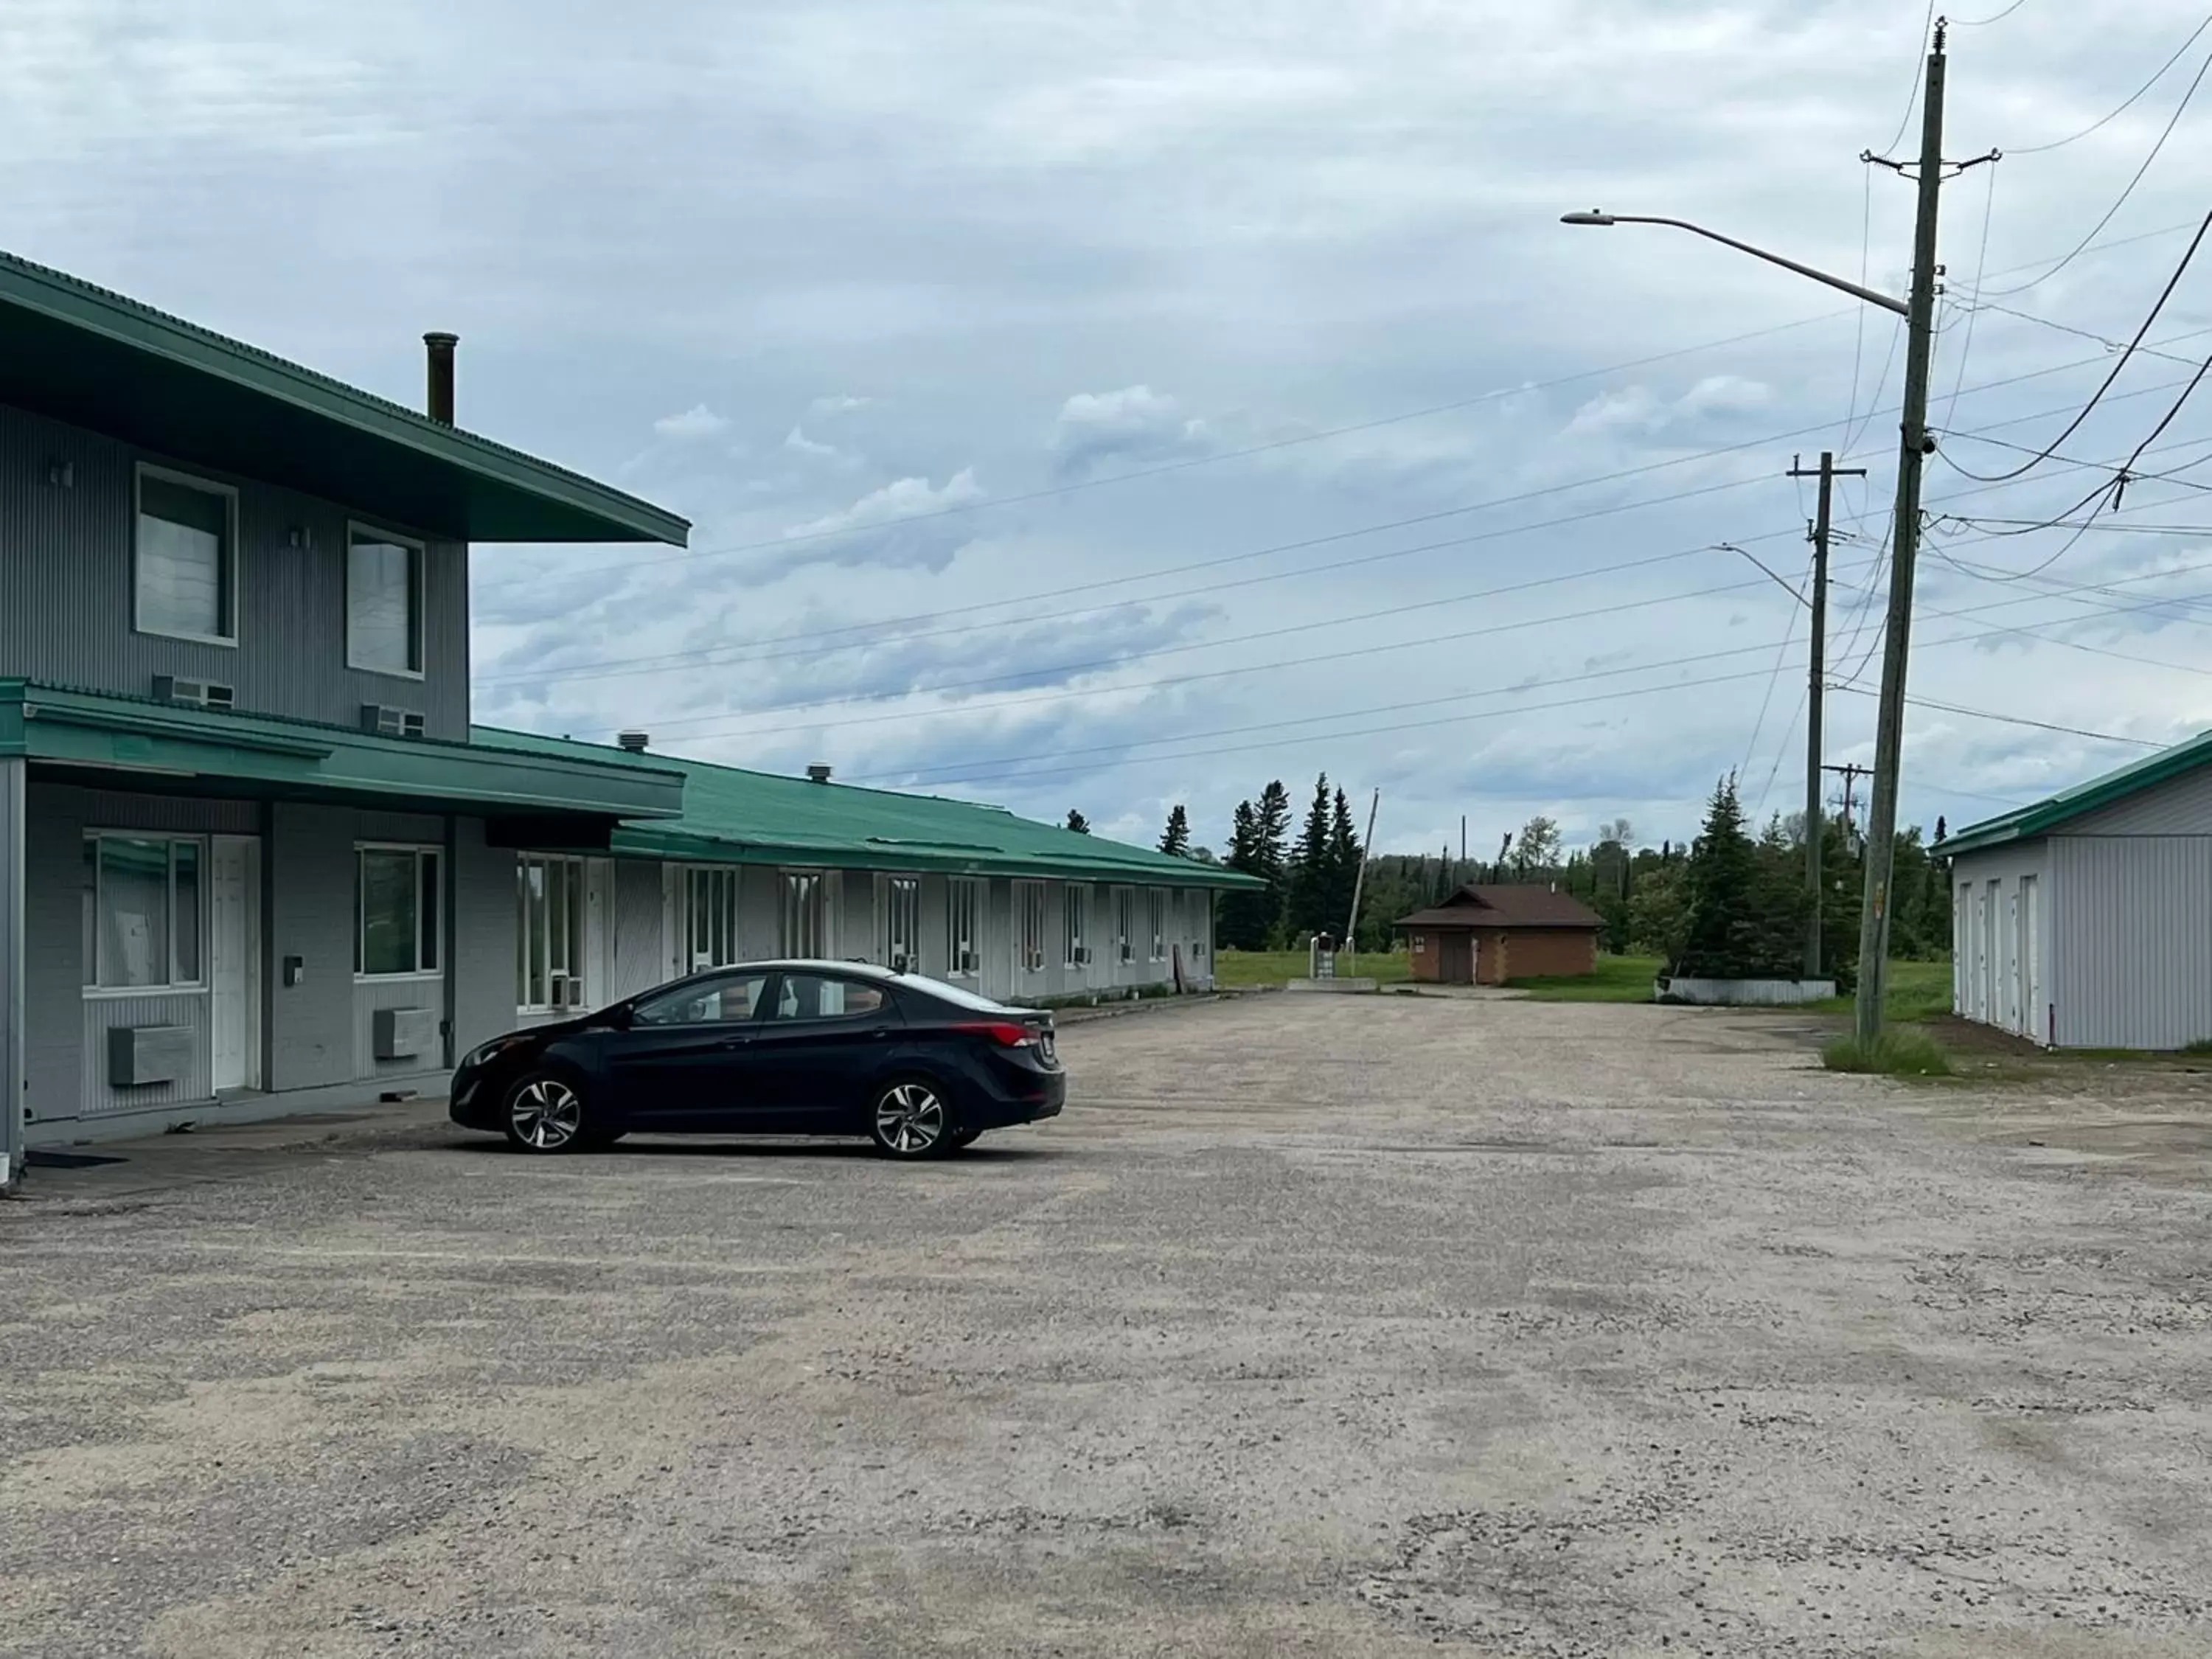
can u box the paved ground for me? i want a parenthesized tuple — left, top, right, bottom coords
(4, 994, 2211, 1658)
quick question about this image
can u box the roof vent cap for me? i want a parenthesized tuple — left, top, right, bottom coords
(616, 729, 650, 754)
(807, 762, 833, 784)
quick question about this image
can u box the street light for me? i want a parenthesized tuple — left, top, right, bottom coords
(1560, 212, 1907, 316)
(1560, 18, 1948, 1054)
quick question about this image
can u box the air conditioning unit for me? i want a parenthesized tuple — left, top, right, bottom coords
(360, 703, 427, 740)
(552, 976, 586, 1011)
(956, 950, 977, 973)
(1073, 946, 1092, 965)
(153, 675, 235, 711)
(372, 1006, 437, 1062)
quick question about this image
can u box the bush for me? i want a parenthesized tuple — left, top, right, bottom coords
(1821, 1029, 1954, 1077)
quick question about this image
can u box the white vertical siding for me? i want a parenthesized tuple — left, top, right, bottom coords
(1946, 841, 2051, 1043)
(0, 757, 21, 1178)
(2049, 835, 2212, 1049)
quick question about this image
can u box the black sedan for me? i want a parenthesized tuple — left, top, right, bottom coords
(448, 961, 1064, 1159)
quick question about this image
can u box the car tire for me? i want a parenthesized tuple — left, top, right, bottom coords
(869, 1078, 954, 1160)
(503, 1072, 591, 1154)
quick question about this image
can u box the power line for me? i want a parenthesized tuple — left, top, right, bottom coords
(483, 327, 2212, 692)
(2005, 12, 2212, 154)
(1981, 46, 2212, 296)
(1878, 2, 1941, 154)
(1940, 159, 2000, 433)
(1830, 685, 2161, 747)
(1941, 209, 2212, 482)
(1954, 0, 2033, 24)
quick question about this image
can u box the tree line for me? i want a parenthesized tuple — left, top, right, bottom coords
(1066, 773, 1952, 973)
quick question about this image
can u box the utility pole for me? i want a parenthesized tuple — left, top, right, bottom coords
(1788, 451, 1865, 978)
(1826, 762, 1871, 844)
(1343, 789, 1382, 959)
(1854, 21, 1959, 1046)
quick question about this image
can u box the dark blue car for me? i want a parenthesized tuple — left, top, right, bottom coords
(449, 961, 1064, 1160)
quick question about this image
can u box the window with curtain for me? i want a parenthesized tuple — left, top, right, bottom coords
(347, 526, 425, 675)
(515, 853, 584, 1007)
(1116, 888, 1135, 963)
(948, 879, 981, 975)
(358, 846, 442, 978)
(82, 835, 204, 990)
(782, 872, 824, 958)
(1064, 886, 1087, 967)
(136, 470, 235, 642)
(1148, 889, 1166, 960)
(883, 876, 921, 971)
(683, 866, 741, 971)
(1019, 883, 1048, 973)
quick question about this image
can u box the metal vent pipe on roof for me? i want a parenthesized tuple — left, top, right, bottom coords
(616, 730, 650, 754)
(423, 332, 458, 424)
(807, 763, 833, 784)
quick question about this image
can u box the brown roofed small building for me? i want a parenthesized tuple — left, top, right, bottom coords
(1396, 884, 1605, 986)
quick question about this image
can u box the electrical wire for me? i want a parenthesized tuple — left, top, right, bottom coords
(1829, 685, 2160, 747)
(1940, 209, 2212, 482)
(1953, 0, 2033, 23)
(1877, 2, 1941, 155)
(1737, 552, 1814, 781)
(1981, 46, 2212, 296)
(2005, 12, 2212, 155)
(1940, 160, 2000, 434)
(1952, 297, 2208, 370)
(1753, 688, 1809, 814)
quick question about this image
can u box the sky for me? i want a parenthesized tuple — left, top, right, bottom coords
(8, 0, 2212, 858)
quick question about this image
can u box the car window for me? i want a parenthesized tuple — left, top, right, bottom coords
(632, 973, 771, 1027)
(772, 973, 887, 1022)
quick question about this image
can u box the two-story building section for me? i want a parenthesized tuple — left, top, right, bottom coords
(0, 251, 689, 1180)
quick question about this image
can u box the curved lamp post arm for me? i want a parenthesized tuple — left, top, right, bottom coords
(1562, 212, 1909, 317)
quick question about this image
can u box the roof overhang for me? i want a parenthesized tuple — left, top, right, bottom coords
(1, 682, 686, 821)
(601, 826, 1265, 887)
(0, 251, 689, 546)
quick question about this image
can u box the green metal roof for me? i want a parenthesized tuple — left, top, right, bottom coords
(0, 249, 689, 546)
(2, 682, 686, 821)
(470, 726, 1264, 888)
(1941, 727, 2212, 857)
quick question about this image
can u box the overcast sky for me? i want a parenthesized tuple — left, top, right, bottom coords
(9, 0, 2212, 856)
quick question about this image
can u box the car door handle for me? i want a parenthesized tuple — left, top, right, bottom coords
(715, 1034, 753, 1051)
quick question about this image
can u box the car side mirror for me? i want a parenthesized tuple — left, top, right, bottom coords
(605, 1003, 636, 1030)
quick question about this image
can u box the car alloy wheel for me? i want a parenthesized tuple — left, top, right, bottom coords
(872, 1081, 948, 1158)
(507, 1075, 585, 1152)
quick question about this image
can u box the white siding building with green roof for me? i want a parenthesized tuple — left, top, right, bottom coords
(474, 728, 1252, 1019)
(1942, 729, 2212, 1050)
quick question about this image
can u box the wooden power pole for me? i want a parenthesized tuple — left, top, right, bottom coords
(1788, 450, 1865, 978)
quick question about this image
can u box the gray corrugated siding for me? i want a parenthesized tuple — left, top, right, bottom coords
(451, 817, 513, 1055)
(0, 404, 468, 740)
(611, 860, 665, 1001)
(2062, 762, 2212, 836)
(2049, 835, 2212, 1049)
(80, 992, 212, 1115)
(1, 758, 25, 1172)
(352, 976, 448, 1076)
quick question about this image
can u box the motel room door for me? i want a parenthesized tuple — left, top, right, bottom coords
(1438, 933, 1472, 984)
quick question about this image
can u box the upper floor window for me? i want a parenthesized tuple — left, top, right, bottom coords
(136, 467, 237, 645)
(348, 526, 425, 677)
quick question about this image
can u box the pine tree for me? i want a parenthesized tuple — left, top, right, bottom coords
(1255, 779, 1293, 945)
(1158, 803, 1191, 858)
(1286, 774, 1335, 939)
(1678, 774, 1767, 978)
(1065, 809, 1091, 835)
(1327, 787, 1363, 941)
(1217, 801, 1269, 950)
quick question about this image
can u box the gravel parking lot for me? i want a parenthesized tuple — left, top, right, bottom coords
(4, 992, 2211, 1658)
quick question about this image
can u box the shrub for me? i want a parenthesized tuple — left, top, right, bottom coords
(1821, 1029, 1953, 1077)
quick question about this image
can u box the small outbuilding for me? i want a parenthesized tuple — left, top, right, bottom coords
(1943, 729, 2212, 1049)
(1396, 884, 1605, 986)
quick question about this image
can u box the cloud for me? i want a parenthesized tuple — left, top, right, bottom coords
(783, 425, 846, 460)
(774, 468, 989, 571)
(806, 394, 872, 420)
(1051, 385, 1210, 478)
(653, 403, 728, 439)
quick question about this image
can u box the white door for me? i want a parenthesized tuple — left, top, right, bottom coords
(209, 836, 261, 1091)
(1983, 880, 2001, 1026)
(2020, 875, 2042, 1044)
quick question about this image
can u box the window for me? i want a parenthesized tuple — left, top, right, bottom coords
(1018, 883, 1048, 973)
(773, 974, 888, 1020)
(82, 835, 204, 990)
(347, 526, 425, 675)
(682, 866, 742, 971)
(782, 872, 825, 958)
(1148, 889, 1166, 961)
(633, 971, 771, 1027)
(517, 853, 585, 1009)
(1064, 886, 1087, 967)
(136, 468, 237, 643)
(949, 878, 981, 975)
(883, 876, 921, 971)
(357, 846, 441, 978)
(1115, 887, 1135, 964)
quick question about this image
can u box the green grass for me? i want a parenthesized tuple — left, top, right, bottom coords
(1212, 949, 1412, 989)
(1507, 954, 1664, 1001)
(1820, 1028, 1955, 1077)
(1806, 958, 1953, 1024)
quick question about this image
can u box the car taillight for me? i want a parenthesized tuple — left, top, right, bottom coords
(956, 1021, 1034, 1048)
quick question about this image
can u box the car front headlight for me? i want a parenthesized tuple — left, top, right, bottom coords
(462, 1033, 535, 1070)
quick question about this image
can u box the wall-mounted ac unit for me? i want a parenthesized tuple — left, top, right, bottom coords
(956, 950, 977, 973)
(1073, 947, 1092, 964)
(153, 675, 235, 711)
(360, 703, 427, 740)
(108, 1024, 192, 1088)
(373, 1006, 438, 1061)
(552, 976, 585, 1011)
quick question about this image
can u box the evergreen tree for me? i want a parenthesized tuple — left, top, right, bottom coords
(1158, 804, 1191, 858)
(1065, 809, 1091, 834)
(1326, 787, 1364, 941)
(1286, 773, 1335, 939)
(1255, 779, 1294, 944)
(1217, 800, 1270, 950)
(1677, 775, 1775, 978)
(1513, 815, 1563, 877)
